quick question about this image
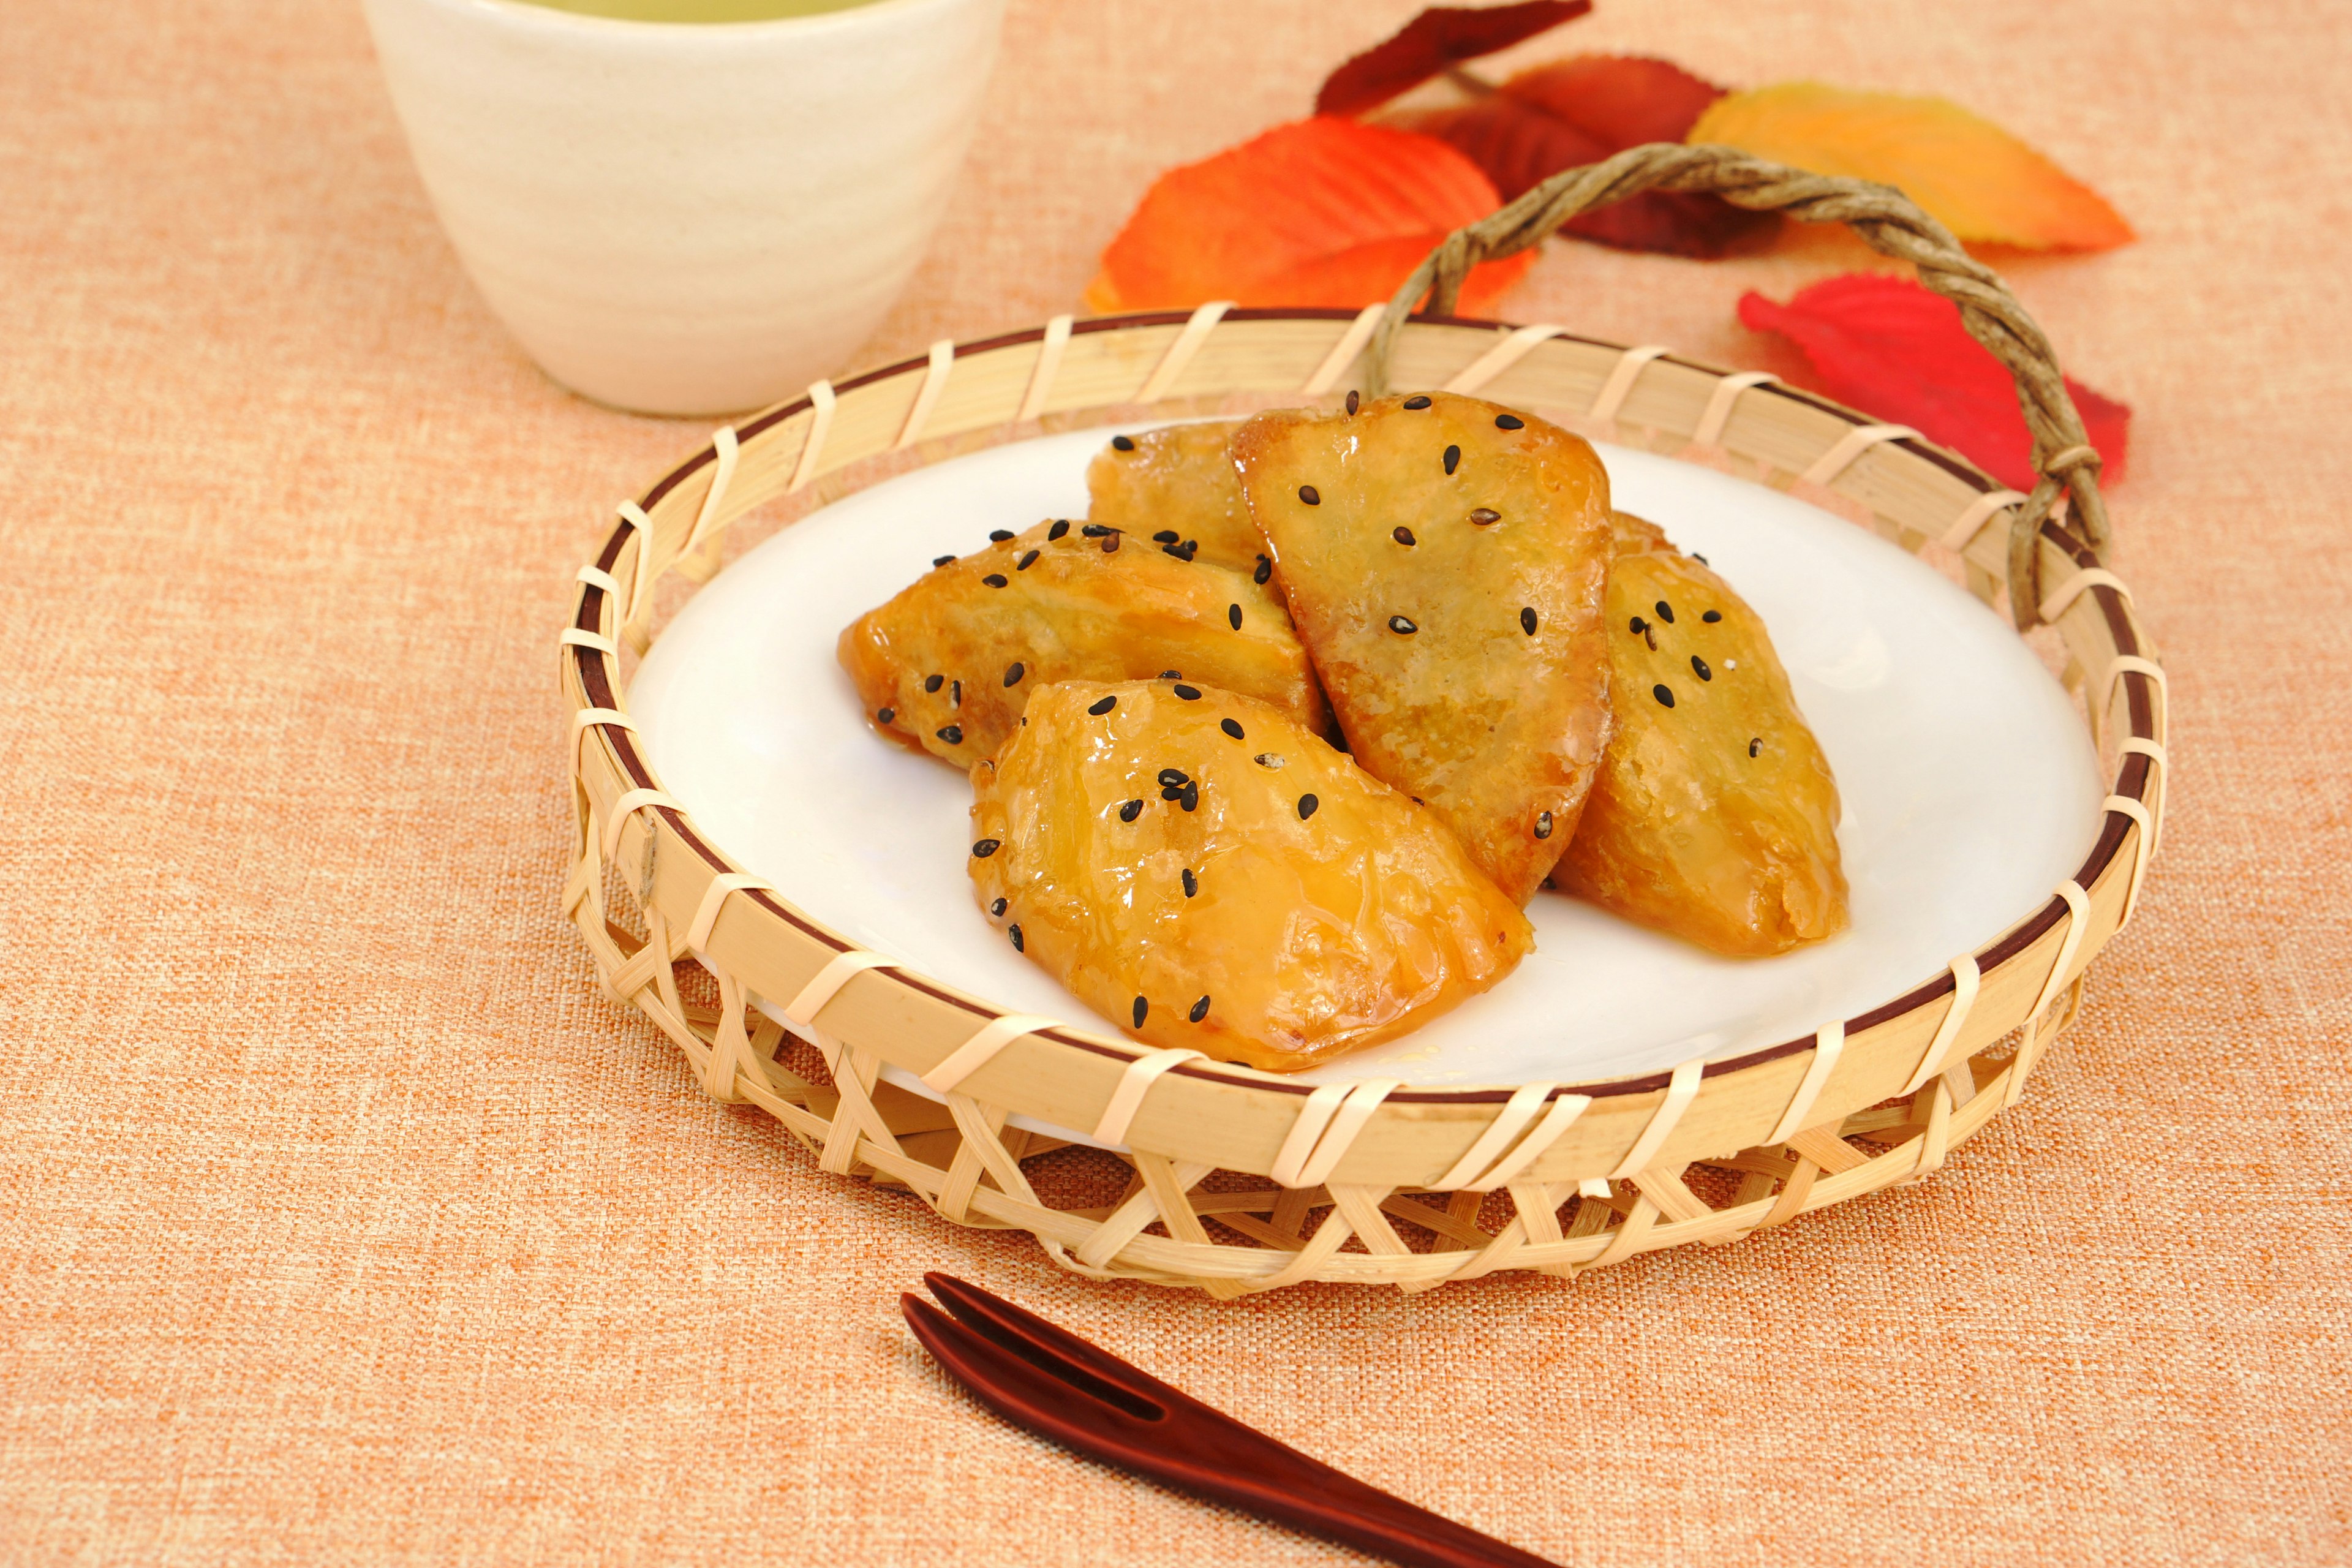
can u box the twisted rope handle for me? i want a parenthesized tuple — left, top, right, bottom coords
(1366, 143, 2110, 627)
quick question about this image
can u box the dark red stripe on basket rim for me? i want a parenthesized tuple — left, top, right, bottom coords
(566, 310, 2155, 1107)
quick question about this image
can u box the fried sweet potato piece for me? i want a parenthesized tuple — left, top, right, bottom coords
(969, 679, 1533, 1071)
(1609, 508, 1675, 557)
(1084, 421, 1268, 576)
(1555, 523, 1848, 954)
(1232, 392, 1614, 903)
(839, 518, 1326, 768)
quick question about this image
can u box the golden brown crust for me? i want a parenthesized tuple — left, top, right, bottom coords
(969, 679, 1533, 1072)
(1084, 421, 1268, 576)
(1609, 508, 1676, 557)
(838, 518, 1327, 768)
(1553, 531, 1849, 955)
(1232, 393, 1615, 904)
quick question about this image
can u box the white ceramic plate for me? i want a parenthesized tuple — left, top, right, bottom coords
(631, 424, 2103, 1102)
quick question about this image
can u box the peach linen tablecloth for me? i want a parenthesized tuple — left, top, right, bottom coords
(4, 0, 2347, 1562)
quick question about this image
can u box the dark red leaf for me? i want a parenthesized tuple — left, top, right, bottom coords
(1401, 56, 1779, 258)
(1738, 273, 2129, 491)
(1314, 1, 1592, 118)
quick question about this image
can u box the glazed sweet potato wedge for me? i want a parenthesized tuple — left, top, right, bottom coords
(1555, 518, 1849, 955)
(839, 518, 1326, 768)
(1084, 421, 1268, 577)
(1231, 392, 1615, 903)
(968, 679, 1533, 1071)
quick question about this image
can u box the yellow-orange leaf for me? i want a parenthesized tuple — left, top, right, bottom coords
(1687, 82, 2133, 251)
(1085, 118, 1534, 315)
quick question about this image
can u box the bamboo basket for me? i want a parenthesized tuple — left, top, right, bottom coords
(559, 149, 2165, 1294)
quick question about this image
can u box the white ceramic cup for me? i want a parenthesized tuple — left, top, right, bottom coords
(363, 0, 1005, 415)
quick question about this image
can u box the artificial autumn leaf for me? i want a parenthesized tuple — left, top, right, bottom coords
(1738, 272, 2128, 492)
(1314, 1, 1591, 118)
(1401, 55, 1778, 257)
(1689, 82, 2134, 251)
(1085, 118, 1534, 315)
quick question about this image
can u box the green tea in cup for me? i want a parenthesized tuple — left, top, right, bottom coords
(518, 0, 888, 19)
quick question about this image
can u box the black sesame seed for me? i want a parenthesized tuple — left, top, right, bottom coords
(1254, 554, 1273, 584)
(1495, 413, 1525, 430)
(1111, 434, 1136, 451)
(1227, 603, 1243, 630)
(1654, 600, 1676, 624)
(1653, 685, 1675, 709)
(1469, 508, 1499, 526)
(1692, 553, 1709, 565)
(1393, 526, 1416, 546)
(989, 529, 1015, 543)
(876, 707, 895, 725)
(1047, 520, 1069, 541)
(1132, 997, 1148, 1027)
(1120, 798, 1144, 822)
(1520, 606, 1537, 635)
(1298, 484, 1321, 506)
(938, 724, 963, 743)
(1017, 549, 1040, 571)
(1161, 785, 1184, 801)
(1403, 395, 1432, 410)
(933, 554, 957, 568)
(1749, 737, 1763, 758)
(1346, 390, 1360, 414)
(1158, 769, 1189, 788)
(1082, 522, 1114, 537)
(1297, 793, 1320, 820)
(1535, 810, 1554, 839)
(990, 897, 1008, 917)
(1220, 718, 1245, 739)
(1153, 530, 1179, 544)
(925, 674, 944, 693)
(1692, 655, 1712, 681)
(1172, 684, 1201, 701)
(1189, 995, 1210, 1023)
(1179, 782, 1199, 812)
(971, 839, 1000, 858)
(1004, 662, 1025, 687)
(1160, 670, 1182, 680)
(1008, 924, 1023, 952)
(1703, 609, 1722, 623)
(1443, 444, 1461, 475)
(1088, 695, 1117, 716)
(1182, 868, 1197, 897)
(1629, 616, 1646, 635)
(1388, 615, 1417, 635)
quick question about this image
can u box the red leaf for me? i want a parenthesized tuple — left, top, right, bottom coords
(1401, 56, 1779, 258)
(1315, 1, 1592, 118)
(1738, 273, 2128, 491)
(1086, 118, 1534, 315)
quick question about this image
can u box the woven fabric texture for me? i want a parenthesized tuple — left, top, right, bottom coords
(2, 0, 2346, 1563)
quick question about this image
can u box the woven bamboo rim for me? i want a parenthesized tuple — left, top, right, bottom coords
(559, 151, 2165, 1295)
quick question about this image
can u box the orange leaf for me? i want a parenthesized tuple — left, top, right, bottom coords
(1687, 82, 2133, 251)
(1085, 118, 1534, 315)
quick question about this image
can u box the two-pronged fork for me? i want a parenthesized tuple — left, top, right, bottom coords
(903, 1273, 1559, 1568)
